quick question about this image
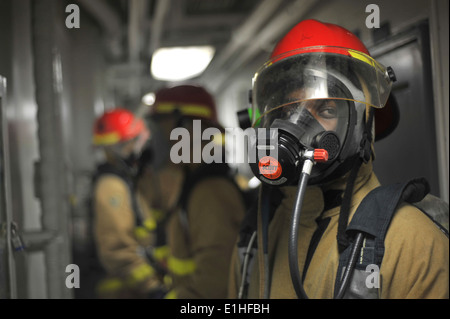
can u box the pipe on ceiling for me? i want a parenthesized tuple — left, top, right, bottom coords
(204, 0, 319, 92)
(202, 0, 285, 79)
(77, 0, 124, 59)
(149, 0, 172, 56)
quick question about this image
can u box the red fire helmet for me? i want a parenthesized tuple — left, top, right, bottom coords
(151, 85, 218, 123)
(93, 108, 145, 146)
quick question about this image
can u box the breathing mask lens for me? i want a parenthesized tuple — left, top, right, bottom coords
(264, 99, 348, 150)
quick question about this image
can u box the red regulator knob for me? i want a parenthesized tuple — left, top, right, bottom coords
(314, 149, 329, 163)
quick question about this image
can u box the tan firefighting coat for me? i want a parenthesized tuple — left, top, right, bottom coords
(228, 159, 449, 299)
(93, 170, 163, 298)
(165, 169, 246, 299)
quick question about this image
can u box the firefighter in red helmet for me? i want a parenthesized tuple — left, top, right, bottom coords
(143, 85, 246, 299)
(90, 108, 167, 298)
(229, 19, 448, 299)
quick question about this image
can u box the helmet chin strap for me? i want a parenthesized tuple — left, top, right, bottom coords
(336, 107, 374, 252)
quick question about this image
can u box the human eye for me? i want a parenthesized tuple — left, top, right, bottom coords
(316, 100, 337, 119)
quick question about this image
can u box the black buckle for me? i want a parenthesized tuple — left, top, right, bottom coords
(359, 134, 372, 163)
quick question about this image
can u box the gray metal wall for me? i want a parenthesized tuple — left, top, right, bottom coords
(0, 0, 42, 299)
(372, 22, 440, 196)
(0, 0, 107, 298)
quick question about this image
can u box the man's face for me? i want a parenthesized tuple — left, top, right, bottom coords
(287, 88, 339, 131)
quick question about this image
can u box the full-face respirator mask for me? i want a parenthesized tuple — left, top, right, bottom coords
(244, 62, 372, 187)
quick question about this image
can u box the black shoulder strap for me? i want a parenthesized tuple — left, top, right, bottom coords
(334, 177, 433, 298)
(237, 185, 283, 250)
(346, 177, 430, 265)
(92, 162, 145, 227)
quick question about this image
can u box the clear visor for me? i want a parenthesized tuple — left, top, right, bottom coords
(252, 47, 393, 128)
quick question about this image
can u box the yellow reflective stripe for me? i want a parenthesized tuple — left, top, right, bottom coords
(134, 226, 150, 240)
(134, 218, 157, 239)
(348, 50, 374, 66)
(163, 274, 172, 287)
(168, 256, 196, 276)
(150, 208, 164, 221)
(349, 49, 387, 73)
(96, 277, 124, 294)
(153, 245, 169, 261)
(155, 102, 212, 119)
(143, 218, 157, 231)
(127, 263, 155, 287)
(164, 289, 177, 299)
(93, 132, 121, 145)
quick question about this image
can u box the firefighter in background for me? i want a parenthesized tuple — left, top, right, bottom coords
(145, 85, 246, 299)
(229, 19, 448, 299)
(91, 108, 167, 299)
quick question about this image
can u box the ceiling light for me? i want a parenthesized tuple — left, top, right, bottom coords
(141, 92, 155, 105)
(151, 46, 215, 81)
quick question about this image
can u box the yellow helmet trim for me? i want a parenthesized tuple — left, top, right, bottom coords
(93, 132, 121, 146)
(155, 102, 213, 119)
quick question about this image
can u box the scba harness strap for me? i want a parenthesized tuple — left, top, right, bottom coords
(334, 177, 449, 299)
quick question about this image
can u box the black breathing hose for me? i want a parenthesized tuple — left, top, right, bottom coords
(334, 232, 364, 299)
(287, 151, 363, 299)
(238, 231, 257, 299)
(288, 160, 313, 299)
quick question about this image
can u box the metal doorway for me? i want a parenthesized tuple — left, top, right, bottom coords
(371, 21, 441, 197)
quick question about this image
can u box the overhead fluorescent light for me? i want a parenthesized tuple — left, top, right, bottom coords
(151, 46, 215, 81)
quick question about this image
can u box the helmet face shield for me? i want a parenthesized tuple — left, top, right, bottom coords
(252, 47, 393, 128)
(248, 47, 395, 184)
